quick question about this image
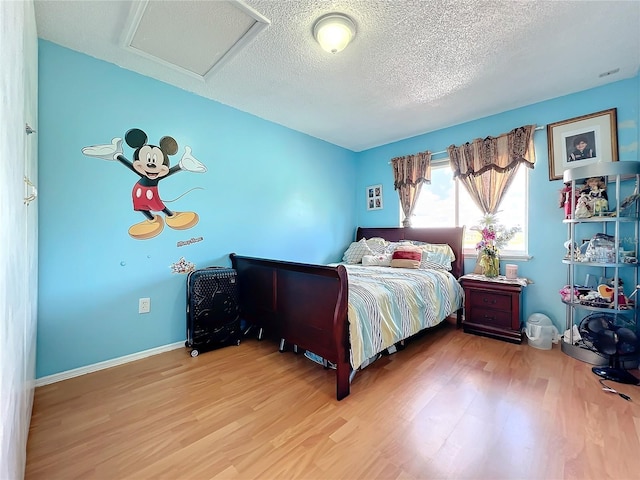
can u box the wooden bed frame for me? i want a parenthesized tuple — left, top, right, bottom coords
(229, 226, 465, 400)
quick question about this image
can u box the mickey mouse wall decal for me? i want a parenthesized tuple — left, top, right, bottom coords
(82, 128, 207, 240)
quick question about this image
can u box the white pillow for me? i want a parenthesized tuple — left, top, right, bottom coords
(361, 254, 392, 266)
(342, 238, 374, 264)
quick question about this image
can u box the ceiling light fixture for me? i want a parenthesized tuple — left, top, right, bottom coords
(313, 13, 356, 54)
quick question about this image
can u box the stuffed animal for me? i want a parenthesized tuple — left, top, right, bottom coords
(559, 285, 579, 303)
(597, 284, 614, 301)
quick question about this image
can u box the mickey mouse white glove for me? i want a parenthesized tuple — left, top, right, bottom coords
(179, 146, 207, 173)
(82, 138, 123, 160)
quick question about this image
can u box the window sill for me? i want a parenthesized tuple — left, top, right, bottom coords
(464, 250, 532, 262)
(498, 254, 532, 262)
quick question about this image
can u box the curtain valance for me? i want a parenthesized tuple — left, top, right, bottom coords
(447, 125, 536, 215)
(447, 125, 536, 179)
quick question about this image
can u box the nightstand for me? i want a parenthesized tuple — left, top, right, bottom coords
(460, 274, 528, 344)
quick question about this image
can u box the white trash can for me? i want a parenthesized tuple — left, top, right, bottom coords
(525, 313, 558, 350)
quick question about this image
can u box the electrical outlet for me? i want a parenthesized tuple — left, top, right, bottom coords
(139, 297, 150, 314)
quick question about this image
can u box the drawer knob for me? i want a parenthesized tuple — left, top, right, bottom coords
(483, 298, 497, 304)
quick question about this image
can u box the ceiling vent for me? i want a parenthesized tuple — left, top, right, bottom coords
(121, 0, 270, 81)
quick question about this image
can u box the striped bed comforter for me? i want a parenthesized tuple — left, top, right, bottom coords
(343, 265, 464, 370)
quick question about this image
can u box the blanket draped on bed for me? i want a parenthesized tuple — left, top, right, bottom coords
(343, 265, 464, 370)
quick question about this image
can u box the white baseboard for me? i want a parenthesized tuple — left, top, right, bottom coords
(35, 341, 185, 387)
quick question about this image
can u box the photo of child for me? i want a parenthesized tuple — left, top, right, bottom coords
(547, 108, 617, 181)
(566, 132, 596, 162)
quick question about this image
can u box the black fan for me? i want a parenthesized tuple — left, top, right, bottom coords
(580, 313, 640, 385)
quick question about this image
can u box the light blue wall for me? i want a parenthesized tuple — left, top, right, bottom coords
(37, 39, 639, 377)
(37, 41, 358, 378)
(356, 75, 640, 332)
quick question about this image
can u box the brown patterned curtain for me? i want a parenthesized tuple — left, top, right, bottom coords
(447, 125, 536, 215)
(391, 150, 431, 227)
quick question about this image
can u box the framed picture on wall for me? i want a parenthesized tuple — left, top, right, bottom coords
(366, 184, 383, 210)
(547, 108, 618, 181)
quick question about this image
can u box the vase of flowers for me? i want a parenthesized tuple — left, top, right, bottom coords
(479, 244, 500, 277)
(474, 214, 521, 278)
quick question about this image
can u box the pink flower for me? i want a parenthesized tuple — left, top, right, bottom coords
(473, 215, 521, 254)
(481, 227, 496, 242)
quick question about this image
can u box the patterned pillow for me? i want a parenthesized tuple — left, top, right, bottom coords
(342, 238, 374, 264)
(366, 237, 389, 255)
(361, 254, 393, 266)
(417, 243, 455, 270)
(416, 242, 455, 260)
(420, 254, 452, 270)
(384, 241, 414, 254)
(390, 245, 422, 269)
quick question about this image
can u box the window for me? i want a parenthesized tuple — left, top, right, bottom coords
(410, 160, 528, 257)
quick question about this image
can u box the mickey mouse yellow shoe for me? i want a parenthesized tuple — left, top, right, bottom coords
(128, 215, 164, 240)
(165, 211, 199, 230)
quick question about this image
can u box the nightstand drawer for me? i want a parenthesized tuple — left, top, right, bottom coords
(469, 291, 511, 311)
(468, 307, 512, 329)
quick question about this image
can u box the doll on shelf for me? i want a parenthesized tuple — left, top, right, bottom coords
(582, 176, 608, 215)
(559, 182, 580, 219)
(574, 190, 593, 218)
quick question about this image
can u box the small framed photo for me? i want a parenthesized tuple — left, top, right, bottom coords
(367, 184, 383, 210)
(547, 108, 618, 181)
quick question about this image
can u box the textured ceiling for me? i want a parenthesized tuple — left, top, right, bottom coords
(34, 0, 640, 152)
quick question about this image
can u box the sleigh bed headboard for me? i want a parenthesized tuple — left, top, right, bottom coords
(355, 226, 465, 279)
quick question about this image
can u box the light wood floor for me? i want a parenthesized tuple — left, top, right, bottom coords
(26, 320, 640, 480)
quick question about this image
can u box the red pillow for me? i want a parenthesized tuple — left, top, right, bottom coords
(390, 245, 422, 268)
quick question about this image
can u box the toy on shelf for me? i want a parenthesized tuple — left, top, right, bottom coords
(559, 278, 635, 310)
(559, 182, 579, 220)
(568, 176, 609, 219)
(583, 176, 609, 216)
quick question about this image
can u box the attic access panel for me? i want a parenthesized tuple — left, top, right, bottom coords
(121, 0, 270, 80)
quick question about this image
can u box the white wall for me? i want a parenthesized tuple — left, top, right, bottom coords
(0, 0, 39, 478)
